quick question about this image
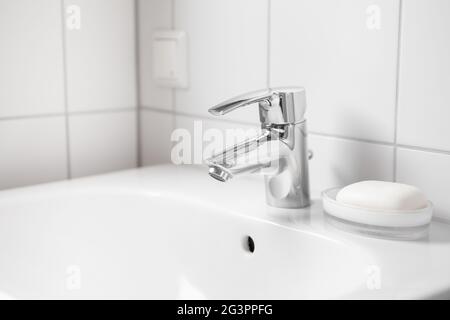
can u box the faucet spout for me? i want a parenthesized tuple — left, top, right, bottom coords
(206, 130, 274, 182)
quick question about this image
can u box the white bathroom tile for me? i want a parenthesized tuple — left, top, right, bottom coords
(64, 0, 137, 112)
(141, 110, 174, 165)
(0, 0, 64, 118)
(138, 0, 174, 110)
(271, 0, 400, 143)
(397, 0, 450, 151)
(69, 111, 137, 178)
(397, 148, 450, 222)
(174, 0, 268, 124)
(0, 117, 67, 190)
(308, 134, 394, 195)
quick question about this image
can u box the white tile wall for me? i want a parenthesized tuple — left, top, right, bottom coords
(0, 0, 64, 118)
(141, 110, 174, 165)
(0, 117, 67, 189)
(138, 0, 174, 110)
(64, 0, 137, 112)
(397, 0, 450, 151)
(173, 0, 268, 124)
(308, 135, 394, 194)
(271, 0, 400, 143)
(397, 148, 450, 221)
(0, 0, 138, 190)
(69, 112, 137, 178)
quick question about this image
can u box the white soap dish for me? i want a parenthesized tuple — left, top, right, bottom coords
(322, 188, 433, 240)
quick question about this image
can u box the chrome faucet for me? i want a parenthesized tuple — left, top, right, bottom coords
(206, 87, 311, 209)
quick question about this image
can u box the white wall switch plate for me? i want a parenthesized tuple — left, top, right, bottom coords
(152, 30, 188, 88)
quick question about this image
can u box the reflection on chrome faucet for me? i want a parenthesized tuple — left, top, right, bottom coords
(206, 87, 311, 209)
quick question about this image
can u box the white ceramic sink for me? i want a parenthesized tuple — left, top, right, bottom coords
(0, 165, 449, 300)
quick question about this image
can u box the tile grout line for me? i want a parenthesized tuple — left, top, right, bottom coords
(396, 144, 450, 157)
(134, 0, 142, 168)
(0, 113, 66, 122)
(69, 107, 136, 115)
(171, 0, 176, 29)
(0, 108, 138, 123)
(60, 0, 72, 180)
(308, 130, 395, 147)
(393, 0, 404, 182)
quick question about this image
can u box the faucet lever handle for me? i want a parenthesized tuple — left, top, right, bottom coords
(208, 89, 274, 116)
(209, 87, 306, 125)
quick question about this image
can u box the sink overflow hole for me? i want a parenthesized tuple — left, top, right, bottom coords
(242, 236, 255, 253)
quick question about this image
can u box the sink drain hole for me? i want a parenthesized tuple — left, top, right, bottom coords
(242, 236, 255, 253)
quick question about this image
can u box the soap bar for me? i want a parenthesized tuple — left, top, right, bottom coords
(336, 181, 428, 211)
